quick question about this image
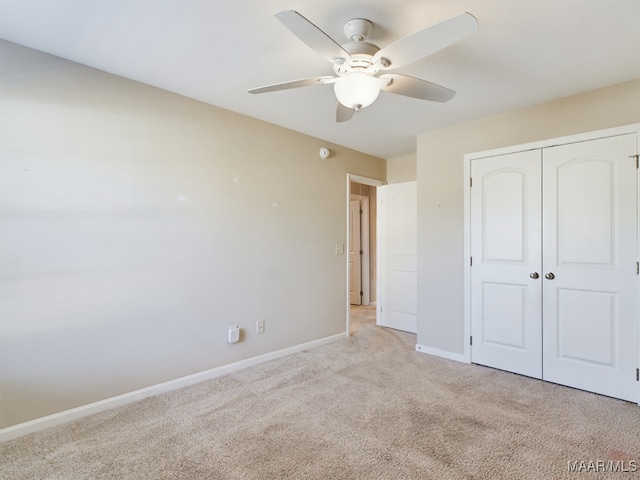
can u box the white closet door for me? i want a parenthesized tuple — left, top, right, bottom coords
(470, 150, 543, 378)
(377, 181, 417, 333)
(542, 134, 638, 402)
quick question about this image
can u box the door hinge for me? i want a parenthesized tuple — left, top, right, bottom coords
(630, 154, 639, 168)
(360, 250, 364, 256)
(359, 208, 363, 215)
(636, 368, 639, 382)
(470, 256, 473, 267)
(470, 336, 473, 346)
(360, 291, 364, 297)
(470, 177, 473, 188)
(637, 262, 639, 275)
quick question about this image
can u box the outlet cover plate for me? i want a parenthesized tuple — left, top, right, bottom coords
(228, 325, 240, 344)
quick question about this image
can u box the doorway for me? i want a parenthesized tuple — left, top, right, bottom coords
(349, 194, 370, 306)
(347, 174, 384, 335)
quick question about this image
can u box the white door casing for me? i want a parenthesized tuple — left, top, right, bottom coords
(470, 150, 543, 379)
(378, 181, 417, 334)
(542, 134, 638, 402)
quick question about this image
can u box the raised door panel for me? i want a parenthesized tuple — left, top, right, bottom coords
(542, 134, 637, 402)
(470, 150, 542, 378)
(378, 182, 417, 333)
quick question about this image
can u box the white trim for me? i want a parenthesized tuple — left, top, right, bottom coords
(463, 151, 472, 363)
(467, 124, 640, 161)
(636, 129, 640, 407)
(415, 344, 468, 364)
(348, 174, 386, 188)
(376, 189, 382, 328)
(0, 332, 347, 443)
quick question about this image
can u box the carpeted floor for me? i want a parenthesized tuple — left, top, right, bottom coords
(1, 306, 638, 479)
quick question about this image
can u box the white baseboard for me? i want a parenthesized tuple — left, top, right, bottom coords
(0, 332, 347, 443)
(415, 343, 469, 363)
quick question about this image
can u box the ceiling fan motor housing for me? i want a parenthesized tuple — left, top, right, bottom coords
(343, 18, 373, 42)
(334, 41, 380, 74)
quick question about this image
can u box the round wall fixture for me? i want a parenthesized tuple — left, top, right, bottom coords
(319, 147, 330, 159)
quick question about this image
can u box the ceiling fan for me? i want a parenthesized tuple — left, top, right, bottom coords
(248, 10, 478, 122)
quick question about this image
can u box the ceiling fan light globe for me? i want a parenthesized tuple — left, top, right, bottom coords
(334, 72, 382, 110)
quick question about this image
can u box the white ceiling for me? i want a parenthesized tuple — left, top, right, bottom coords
(1, 0, 639, 159)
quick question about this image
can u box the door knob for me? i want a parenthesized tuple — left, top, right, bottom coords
(529, 272, 539, 279)
(545, 272, 555, 280)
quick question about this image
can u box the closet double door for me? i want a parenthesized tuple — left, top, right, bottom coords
(470, 133, 638, 402)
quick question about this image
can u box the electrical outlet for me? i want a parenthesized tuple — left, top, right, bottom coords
(228, 325, 240, 344)
(256, 320, 265, 334)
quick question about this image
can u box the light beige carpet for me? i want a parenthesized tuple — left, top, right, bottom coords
(1, 306, 638, 479)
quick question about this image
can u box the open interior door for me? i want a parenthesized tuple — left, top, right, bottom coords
(377, 181, 417, 333)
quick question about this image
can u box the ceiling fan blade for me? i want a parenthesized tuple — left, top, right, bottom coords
(275, 10, 352, 64)
(373, 12, 478, 70)
(336, 102, 356, 123)
(248, 76, 336, 94)
(380, 74, 456, 103)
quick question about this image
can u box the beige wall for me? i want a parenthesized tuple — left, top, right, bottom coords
(0, 40, 386, 429)
(386, 153, 417, 183)
(417, 80, 640, 354)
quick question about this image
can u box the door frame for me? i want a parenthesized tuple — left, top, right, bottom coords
(346, 174, 385, 336)
(463, 123, 640, 404)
